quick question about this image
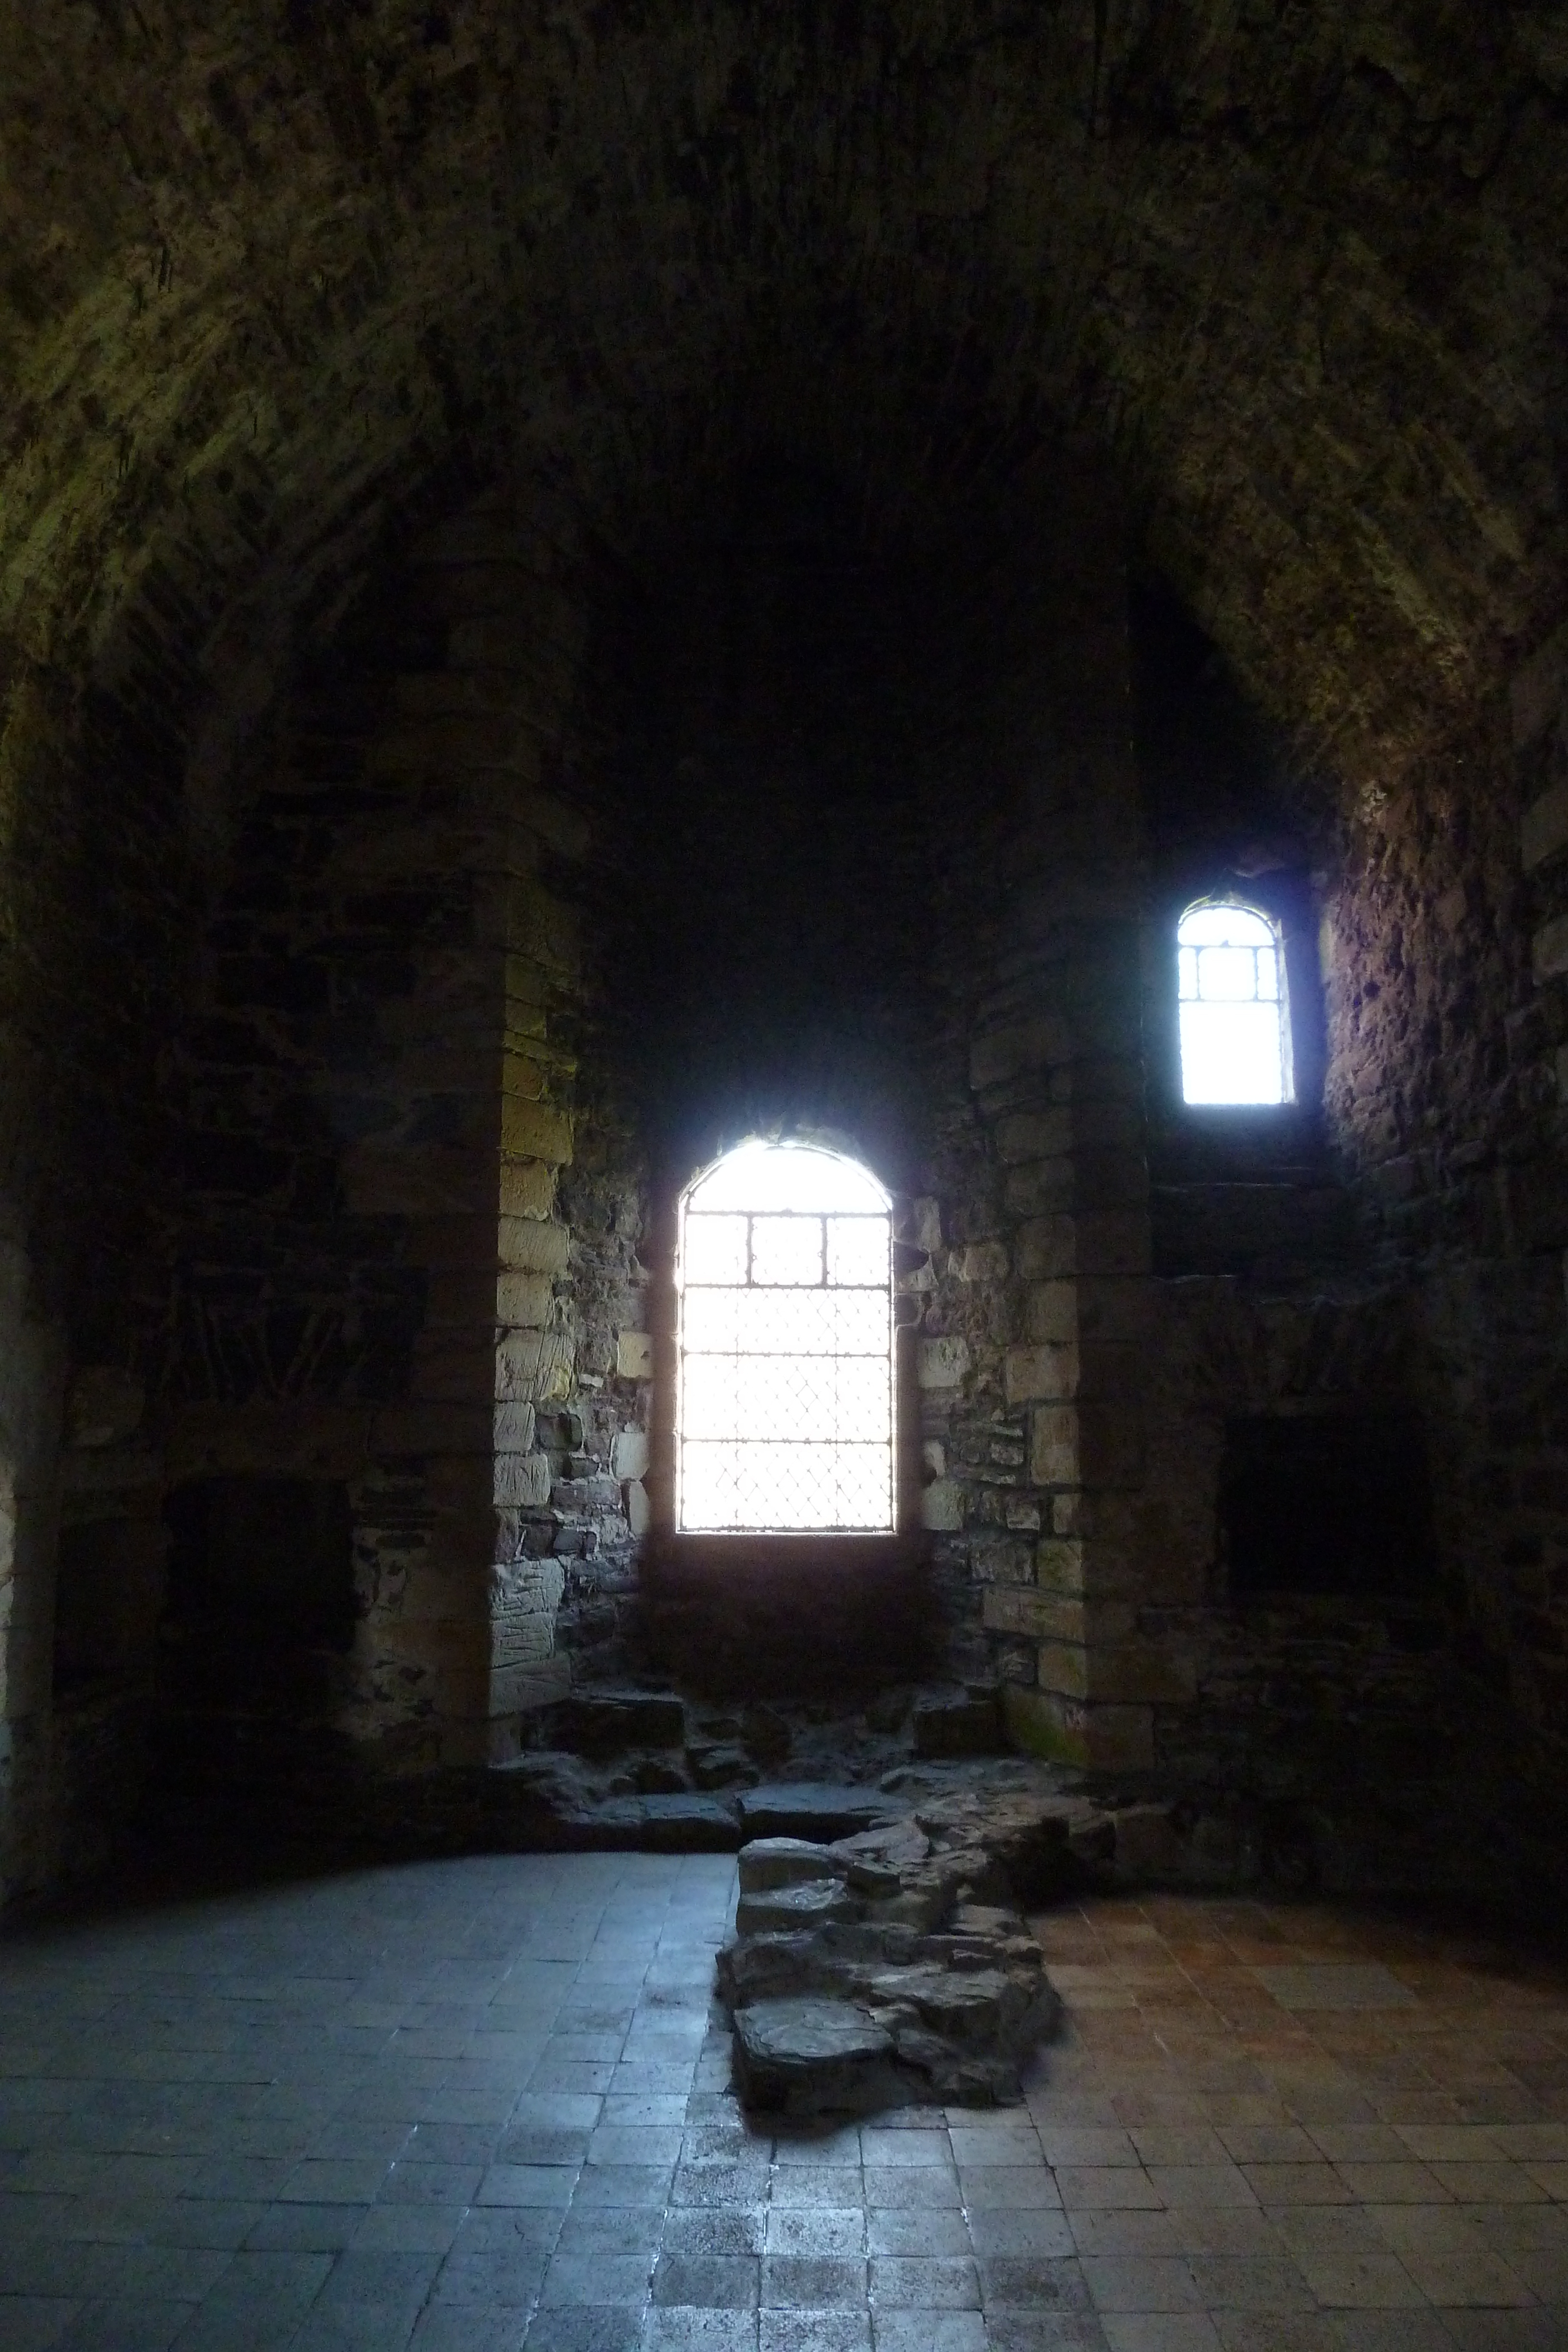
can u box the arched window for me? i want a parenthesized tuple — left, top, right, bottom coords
(1177, 901, 1293, 1105)
(676, 1140, 895, 1533)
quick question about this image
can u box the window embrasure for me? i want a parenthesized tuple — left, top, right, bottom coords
(675, 1139, 895, 1534)
(1176, 900, 1293, 1106)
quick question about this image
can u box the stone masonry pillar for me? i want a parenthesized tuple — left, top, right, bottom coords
(964, 480, 1186, 1770)
(342, 500, 589, 1766)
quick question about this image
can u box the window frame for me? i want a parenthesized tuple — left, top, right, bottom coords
(671, 1140, 898, 1537)
(1175, 895, 1296, 1109)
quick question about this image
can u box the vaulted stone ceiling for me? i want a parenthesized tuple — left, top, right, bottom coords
(1, 0, 1565, 823)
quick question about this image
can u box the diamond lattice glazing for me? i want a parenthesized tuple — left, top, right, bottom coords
(676, 1151, 894, 1532)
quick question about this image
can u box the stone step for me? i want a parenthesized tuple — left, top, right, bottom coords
(736, 1783, 901, 1843)
(544, 1689, 688, 1754)
(487, 1763, 742, 1852)
(732, 1996, 897, 2113)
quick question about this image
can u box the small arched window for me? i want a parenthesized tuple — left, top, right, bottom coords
(676, 1140, 895, 1533)
(1177, 901, 1293, 1105)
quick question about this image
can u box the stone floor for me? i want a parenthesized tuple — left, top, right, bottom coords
(0, 1859, 1566, 2352)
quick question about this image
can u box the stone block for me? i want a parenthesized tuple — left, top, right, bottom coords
(498, 1216, 570, 1271)
(495, 1400, 536, 1452)
(496, 1270, 553, 1327)
(921, 1477, 964, 1532)
(732, 1996, 894, 2113)
(626, 1478, 651, 1535)
(737, 1837, 849, 1893)
(479, 874, 580, 971)
(1534, 913, 1568, 983)
(500, 1050, 550, 1101)
(611, 1428, 649, 1479)
(735, 1784, 899, 1841)
(995, 1107, 1073, 1164)
(1004, 1342, 1079, 1404)
(984, 1585, 1082, 1642)
(500, 1157, 557, 1218)
(1030, 1405, 1079, 1485)
(1036, 1639, 1091, 1700)
(1005, 1686, 1152, 1770)
(503, 951, 552, 1008)
(1015, 1217, 1076, 1281)
(1022, 1281, 1076, 1343)
(1001, 1683, 1086, 1765)
(954, 1240, 1008, 1282)
(616, 1330, 653, 1378)
(968, 1532, 1034, 1583)
(497, 1328, 574, 1402)
(969, 1017, 1071, 1091)
(1015, 1212, 1150, 1279)
(500, 1097, 573, 1164)
(494, 1451, 552, 1508)
(493, 1556, 565, 1617)
(490, 1658, 571, 1715)
(1034, 1537, 1087, 1593)
(918, 1337, 970, 1389)
(908, 1197, 942, 1251)
(488, 1609, 555, 1668)
(1004, 1158, 1074, 1217)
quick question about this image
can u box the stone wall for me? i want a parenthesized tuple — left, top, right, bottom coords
(22, 488, 661, 1858)
(4, 450, 1565, 1903)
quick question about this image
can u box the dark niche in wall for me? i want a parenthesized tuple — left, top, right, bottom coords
(1219, 1415, 1436, 1599)
(53, 1519, 166, 1698)
(160, 1477, 355, 1701)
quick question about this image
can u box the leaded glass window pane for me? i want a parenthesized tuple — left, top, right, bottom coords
(1176, 902, 1293, 1105)
(677, 1142, 895, 1533)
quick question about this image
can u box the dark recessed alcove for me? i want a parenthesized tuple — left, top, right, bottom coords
(157, 1476, 356, 1757)
(638, 1534, 934, 1698)
(163, 1478, 356, 1656)
(1219, 1415, 1436, 1599)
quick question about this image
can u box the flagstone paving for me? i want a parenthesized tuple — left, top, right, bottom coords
(0, 1856, 1565, 2350)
